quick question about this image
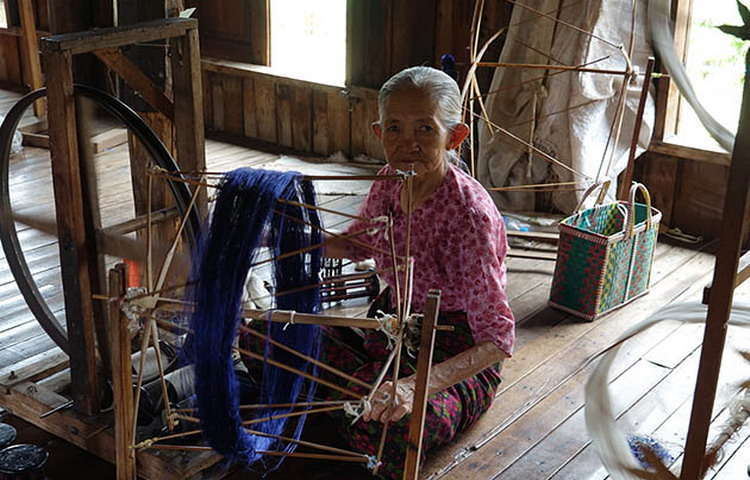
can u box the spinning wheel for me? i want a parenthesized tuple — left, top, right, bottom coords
(0, 85, 202, 353)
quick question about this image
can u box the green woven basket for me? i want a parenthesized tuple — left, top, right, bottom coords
(549, 183, 662, 321)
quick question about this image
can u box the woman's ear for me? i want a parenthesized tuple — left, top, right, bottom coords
(372, 122, 383, 140)
(447, 123, 470, 150)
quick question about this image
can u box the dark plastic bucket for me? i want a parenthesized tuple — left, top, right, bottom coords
(0, 444, 48, 480)
(0, 425, 16, 450)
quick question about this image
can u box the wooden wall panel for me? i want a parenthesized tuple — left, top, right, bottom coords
(222, 75, 244, 135)
(276, 82, 293, 148)
(347, 0, 391, 89)
(211, 73, 224, 131)
(327, 90, 351, 155)
(187, 0, 269, 64)
(350, 94, 368, 157)
(672, 161, 727, 239)
(390, 0, 436, 74)
(242, 77, 258, 138)
(254, 74, 277, 143)
(0, 35, 22, 85)
(637, 151, 679, 228)
(202, 70, 213, 129)
(202, 66, 381, 159)
(312, 89, 352, 156)
(312, 89, 330, 155)
(291, 84, 312, 152)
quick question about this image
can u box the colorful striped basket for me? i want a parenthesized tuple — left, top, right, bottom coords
(549, 183, 662, 321)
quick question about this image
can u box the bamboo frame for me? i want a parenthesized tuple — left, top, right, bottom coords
(94, 120, 441, 478)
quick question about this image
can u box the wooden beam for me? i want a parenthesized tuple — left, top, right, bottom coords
(169, 27, 206, 213)
(21, 131, 49, 149)
(93, 48, 175, 120)
(618, 57, 655, 200)
(91, 127, 129, 153)
(0, 382, 222, 479)
(40, 17, 197, 55)
(100, 207, 180, 237)
(648, 141, 731, 167)
(108, 264, 135, 480)
(42, 49, 100, 415)
(18, 0, 45, 117)
(679, 50, 750, 480)
(404, 289, 440, 479)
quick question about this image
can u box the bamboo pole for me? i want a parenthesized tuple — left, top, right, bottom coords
(618, 57, 655, 200)
(239, 325, 372, 390)
(488, 181, 580, 191)
(108, 264, 136, 480)
(145, 444, 369, 463)
(404, 290, 441, 479)
(235, 346, 363, 400)
(475, 61, 628, 76)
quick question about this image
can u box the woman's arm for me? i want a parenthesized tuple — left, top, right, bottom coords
(363, 341, 508, 423)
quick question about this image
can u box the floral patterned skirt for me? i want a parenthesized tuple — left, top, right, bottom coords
(319, 289, 503, 479)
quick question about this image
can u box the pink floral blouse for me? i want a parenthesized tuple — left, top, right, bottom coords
(344, 163, 515, 356)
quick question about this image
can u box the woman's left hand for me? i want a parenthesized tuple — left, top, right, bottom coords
(364, 377, 415, 423)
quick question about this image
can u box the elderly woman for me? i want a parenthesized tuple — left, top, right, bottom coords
(323, 66, 514, 478)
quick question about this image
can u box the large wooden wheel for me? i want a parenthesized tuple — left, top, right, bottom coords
(0, 85, 201, 353)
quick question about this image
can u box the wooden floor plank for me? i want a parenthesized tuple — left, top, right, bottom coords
(425, 246, 716, 479)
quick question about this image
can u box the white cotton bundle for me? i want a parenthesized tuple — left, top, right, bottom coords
(585, 301, 750, 480)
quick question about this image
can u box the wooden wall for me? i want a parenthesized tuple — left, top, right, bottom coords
(202, 63, 383, 159)
(635, 151, 750, 244)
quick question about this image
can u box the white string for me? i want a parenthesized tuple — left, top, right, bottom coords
(375, 310, 400, 350)
(585, 301, 750, 479)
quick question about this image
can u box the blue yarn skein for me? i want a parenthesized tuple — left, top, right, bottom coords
(188, 168, 322, 468)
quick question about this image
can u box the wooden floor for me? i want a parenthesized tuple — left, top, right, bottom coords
(1, 86, 750, 479)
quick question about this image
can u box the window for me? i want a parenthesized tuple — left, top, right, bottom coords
(661, 0, 747, 153)
(269, 0, 346, 86)
(188, 0, 270, 64)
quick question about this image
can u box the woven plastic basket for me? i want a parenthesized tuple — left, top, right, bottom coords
(549, 183, 662, 321)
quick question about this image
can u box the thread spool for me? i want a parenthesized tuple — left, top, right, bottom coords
(0, 425, 16, 449)
(0, 444, 48, 480)
(137, 365, 195, 425)
(131, 342, 177, 384)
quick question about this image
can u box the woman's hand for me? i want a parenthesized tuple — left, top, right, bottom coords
(364, 377, 415, 423)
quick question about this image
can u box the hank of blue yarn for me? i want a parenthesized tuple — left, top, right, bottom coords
(188, 168, 322, 469)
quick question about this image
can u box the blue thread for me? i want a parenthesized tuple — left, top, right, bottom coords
(187, 168, 322, 472)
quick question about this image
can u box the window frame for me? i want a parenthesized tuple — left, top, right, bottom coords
(651, 0, 732, 166)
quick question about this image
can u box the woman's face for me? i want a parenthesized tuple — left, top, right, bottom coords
(374, 87, 458, 177)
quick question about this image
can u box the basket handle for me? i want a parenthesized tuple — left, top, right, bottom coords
(572, 180, 612, 215)
(625, 182, 653, 237)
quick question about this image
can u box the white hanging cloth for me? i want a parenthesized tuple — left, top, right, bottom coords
(477, 0, 655, 214)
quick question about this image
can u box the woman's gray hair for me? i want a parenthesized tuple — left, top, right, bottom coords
(377, 66, 465, 166)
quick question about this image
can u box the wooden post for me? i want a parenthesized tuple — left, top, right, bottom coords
(42, 48, 100, 415)
(679, 57, 750, 480)
(618, 57, 655, 200)
(18, 0, 45, 117)
(108, 263, 136, 480)
(403, 289, 440, 480)
(169, 26, 206, 214)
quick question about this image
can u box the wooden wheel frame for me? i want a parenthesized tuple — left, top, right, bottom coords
(0, 85, 202, 354)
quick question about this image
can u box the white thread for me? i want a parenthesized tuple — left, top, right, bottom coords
(394, 169, 417, 177)
(366, 455, 381, 471)
(375, 310, 400, 350)
(283, 310, 296, 331)
(343, 398, 371, 425)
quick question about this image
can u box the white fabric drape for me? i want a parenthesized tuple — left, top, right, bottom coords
(477, 0, 655, 214)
